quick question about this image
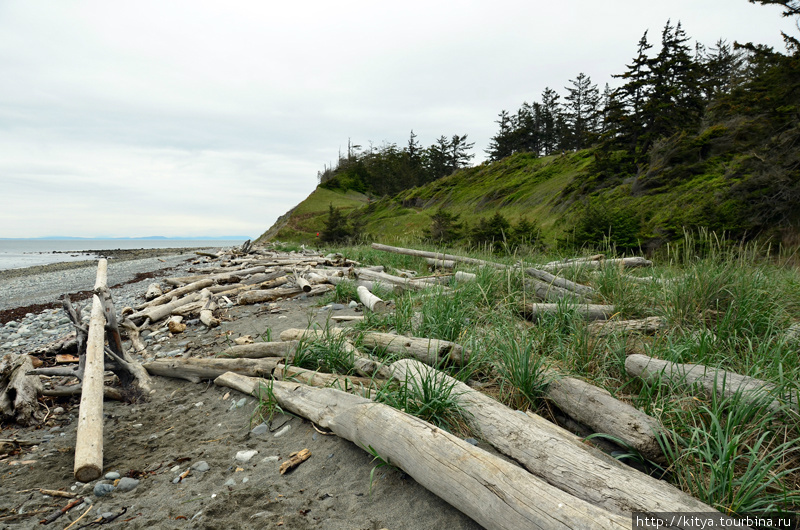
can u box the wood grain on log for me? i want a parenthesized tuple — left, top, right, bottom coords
(390, 359, 720, 519)
(521, 303, 615, 322)
(144, 357, 282, 383)
(219, 341, 299, 359)
(215, 372, 629, 530)
(587, 317, 666, 337)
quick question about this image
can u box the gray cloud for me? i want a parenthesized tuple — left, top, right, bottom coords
(0, 0, 793, 237)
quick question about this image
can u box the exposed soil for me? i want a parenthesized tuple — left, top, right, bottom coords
(1, 288, 483, 529)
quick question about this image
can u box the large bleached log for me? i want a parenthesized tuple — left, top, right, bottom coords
(128, 292, 202, 325)
(165, 265, 268, 286)
(371, 243, 508, 270)
(357, 285, 392, 312)
(425, 257, 456, 269)
(626, 354, 795, 411)
(327, 276, 394, 293)
(0, 354, 43, 426)
(521, 302, 615, 321)
(358, 331, 466, 365)
(273, 365, 380, 394)
(524, 267, 596, 297)
(214, 372, 629, 530)
(74, 260, 108, 483)
(219, 340, 299, 359)
(354, 268, 431, 292)
(138, 278, 215, 309)
(525, 279, 588, 303)
(587, 316, 667, 337)
(545, 375, 664, 462)
(278, 328, 392, 378)
(238, 286, 303, 304)
(389, 360, 720, 519)
(540, 257, 652, 272)
(145, 283, 163, 300)
(144, 357, 282, 383)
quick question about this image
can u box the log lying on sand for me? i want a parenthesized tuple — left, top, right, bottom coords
(144, 357, 283, 383)
(138, 278, 215, 309)
(587, 316, 667, 337)
(219, 341, 299, 359)
(357, 285, 392, 312)
(521, 303, 615, 322)
(237, 284, 333, 305)
(273, 365, 380, 395)
(354, 268, 433, 292)
(626, 354, 796, 411)
(74, 260, 109, 483)
(390, 359, 720, 519)
(127, 292, 202, 325)
(0, 354, 43, 426)
(215, 372, 629, 530)
(545, 375, 664, 462)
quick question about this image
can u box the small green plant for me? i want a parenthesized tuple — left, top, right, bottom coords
(252, 380, 284, 426)
(376, 365, 472, 436)
(291, 325, 356, 375)
(489, 326, 553, 410)
(363, 444, 398, 498)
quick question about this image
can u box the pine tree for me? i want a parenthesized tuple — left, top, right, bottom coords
(564, 73, 601, 149)
(540, 87, 563, 155)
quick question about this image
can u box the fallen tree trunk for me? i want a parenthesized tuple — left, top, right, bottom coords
(426, 258, 456, 269)
(74, 260, 108, 483)
(215, 372, 629, 530)
(371, 243, 507, 270)
(587, 316, 667, 337)
(0, 354, 43, 425)
(138, 278, 215, 309)
(238, 286, 303, 304)
(540, 257, 652, 272)
(144, 357, 282, 383)
(626, 354, 795, 411)
(273, 365, 380, 395)
(278, 328, 392, 379)
(357, 285, 392, 312)
(354, 268, 432, 292)
(546, 375, 664, 462)
(525, 279, 588, 303)
(390, 359, 721, 519)
(219, 341, 299, 359)
(127, 292, 202, 325)
(524, 268, 596, 297)
(358, 331, 466, 365)
(521, 303, 615, 322)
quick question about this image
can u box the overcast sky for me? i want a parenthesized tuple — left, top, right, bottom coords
(0, 1, 794, 239)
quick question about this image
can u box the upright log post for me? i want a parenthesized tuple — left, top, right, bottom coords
(74, 259, 107, 483)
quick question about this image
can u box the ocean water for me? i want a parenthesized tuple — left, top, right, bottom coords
(0, 239, 245, 271)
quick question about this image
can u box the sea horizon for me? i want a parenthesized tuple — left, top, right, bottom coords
(0, 237, 249, 271)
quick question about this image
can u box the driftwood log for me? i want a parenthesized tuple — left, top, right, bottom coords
(137, 278, 214, 309)
(0, 354, 43, 425)
(390, 360, 721, 519)
(357, 331, 466, 365)
(587, 316, 667, 337)
(371, 243, 508, 270)
(219, 341, 299, 359)
(273, 365, 380, 395)
(540, 257, 652, 272)
(521, 303, 615, 322)
(356, 285, 392, 312)
(277, 328, 392, 379)
(73, 260, 109, 483)
(143, 357, 282, 383)
(626, 354, 796, 411)
(524, 267, 596, 297)
(545, 374, 664, 462)
(215, 372, 629, 529)
(525, 279, 588, 303)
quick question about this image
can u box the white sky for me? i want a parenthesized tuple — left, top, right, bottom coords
(0, 0, 794, 238)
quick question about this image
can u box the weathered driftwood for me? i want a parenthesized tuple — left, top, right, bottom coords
(525, 279, 588, 303)
(74, 260, 108, 483)
(542, 254, 604, 268)
(273, 365, 379, 395)
(215, 372, 629, 530)
(357, 285, 392, 312)
(327, 276, 394, 293)
(354, 268, 431, 292)
(524, 267, 596, 297)
(219, 340, 299, 359)
(138, 278, 215, 309)
(390, 359, 720, 518)
(545, 374, 664, 462)
(371, 243, 508, 270)
(626, 354, 796, 411)
(145, 283, 163, 300)
(144, 357, 282, 383)
(42, 385, 125, 401)
(0, 354, 43, 425)
(198, 289, 220, 328)
(540, 257, 653, 272)
(330, 315, 364, 322)
(358, 331, 466, 365)
(27, 333, 78, 357)
(426, 257, 456, 269)
(279, 448, 312, 474)
(587, 316, 667, 337)
(295, 275, 312, 293)
(521, 303, 615, 322)
(277, 328, 392, 378)
(453, 271, 477, 282)
(238, 286, 303, 304)
(128, 292, 201, 325)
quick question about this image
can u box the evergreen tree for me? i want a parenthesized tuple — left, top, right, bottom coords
(448, 134, 475, 172)
(611, 31, 654, 156)
(486, 110, 515, 160)
(564, 73, 601, 149)
(540, 87, 563, 154)
(423, 135, 451, 181)
(320, 204, 352, 243)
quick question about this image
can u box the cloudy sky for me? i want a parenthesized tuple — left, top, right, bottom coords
(0, 1, 793, 239)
